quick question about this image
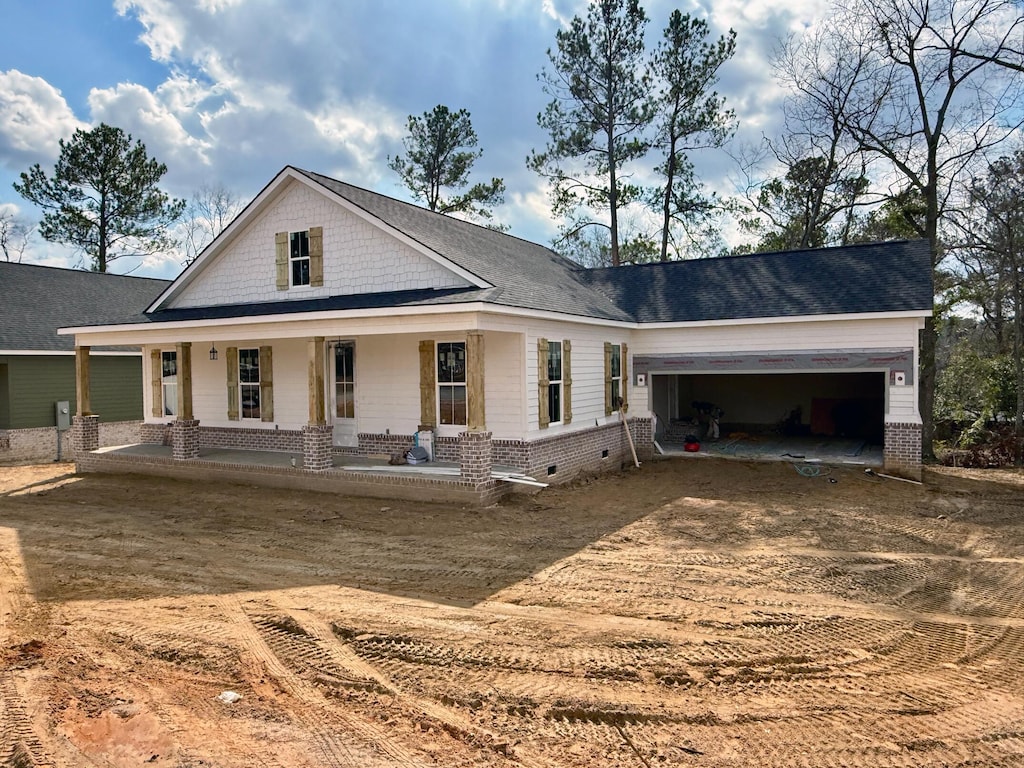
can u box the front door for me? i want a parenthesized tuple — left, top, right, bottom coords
(331, 342, 357, 447)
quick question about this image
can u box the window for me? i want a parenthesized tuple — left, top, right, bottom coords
(547, 340, 562, 425)
(437, 341, 466, 426)
(334, 343, 355, 419)
(290, 230, 310, 286)
(610, 343, 621, 410)
(239, 348, 261, 419)
(161, 351, 178, 417)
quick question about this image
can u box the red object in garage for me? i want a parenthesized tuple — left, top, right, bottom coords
(684, 441, 700, 452)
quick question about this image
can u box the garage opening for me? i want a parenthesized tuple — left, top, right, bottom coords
(652, 371, 885, 464)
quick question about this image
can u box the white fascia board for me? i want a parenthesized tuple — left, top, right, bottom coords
(635, 309, 931, 330)
(297, 171, 491, 289)
(59, 303, 636, 345)
(0, 349, 141, 357)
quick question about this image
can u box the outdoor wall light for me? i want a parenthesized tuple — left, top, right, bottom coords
(209, 343, 218, 361)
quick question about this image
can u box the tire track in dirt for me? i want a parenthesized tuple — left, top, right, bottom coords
(219, 595, 437, 768)
(0, 528, 53, 768)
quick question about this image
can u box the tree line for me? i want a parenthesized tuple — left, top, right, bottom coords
(8, 0, 1024, 463)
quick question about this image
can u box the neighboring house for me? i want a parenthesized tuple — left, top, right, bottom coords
(0, 262, 169, 461)
(59, 167, 932, 501)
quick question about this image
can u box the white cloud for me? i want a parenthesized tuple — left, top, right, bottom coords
(0, 70, 87, 167)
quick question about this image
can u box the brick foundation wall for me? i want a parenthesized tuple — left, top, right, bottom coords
(358, 433, 416, 457)
(884, 421, 923, 480)
(495, 417, 654, 483)
(140, 422, 171, 445)
(200, 426, 303, 452)
(0, 420, 144, 464)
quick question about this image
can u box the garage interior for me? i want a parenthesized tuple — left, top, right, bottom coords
(652, 371, 886, 465)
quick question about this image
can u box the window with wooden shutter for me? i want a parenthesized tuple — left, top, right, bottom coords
(537, 338, 550, 429)
(418, 340, 436, 429)
(259, 345, 274, 422)
(562, 339, 572, 424)
(275, 232, 288, 290)
(226, 347, 239, 421)
(309, 226, 324, 287)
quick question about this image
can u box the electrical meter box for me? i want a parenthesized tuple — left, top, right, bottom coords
(55, 401, 71, 431)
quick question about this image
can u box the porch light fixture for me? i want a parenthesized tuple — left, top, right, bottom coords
(209, 343, 218, 361)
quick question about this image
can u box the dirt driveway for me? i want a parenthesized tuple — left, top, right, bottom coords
(1, 457, 1023, 767)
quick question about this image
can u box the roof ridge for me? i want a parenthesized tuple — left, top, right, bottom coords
(583, 239, 924, 274)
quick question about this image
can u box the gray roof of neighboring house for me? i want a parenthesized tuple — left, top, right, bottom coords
(0, 262, 169, 351)
(577, 240, 934, 322)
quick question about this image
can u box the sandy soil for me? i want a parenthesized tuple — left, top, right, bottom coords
(0, 456, 1023, 767)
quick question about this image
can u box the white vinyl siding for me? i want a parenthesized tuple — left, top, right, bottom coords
(173, 181, 470, 309)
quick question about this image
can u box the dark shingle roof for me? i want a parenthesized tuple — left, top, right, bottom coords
(293, 169, 633, 322)
(129, 168, 931, 328)
(0, 262, 169, 351)
(576, 240, 934, 322)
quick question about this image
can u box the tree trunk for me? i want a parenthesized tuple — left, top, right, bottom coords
(660, 138, 677, 262)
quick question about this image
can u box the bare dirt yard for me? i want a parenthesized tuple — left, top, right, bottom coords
(1, 457, 1023, 767)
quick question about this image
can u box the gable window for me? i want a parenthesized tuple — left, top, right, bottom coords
(239, 348, 261, 419)
(276, 228, 323, 291)
(437, 341, 466, 426)
(547, 340, 563, 425)
(161, 351, 178, 417)
(290, 231, 310, 286)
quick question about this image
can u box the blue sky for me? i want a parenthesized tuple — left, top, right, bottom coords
(0, 0, 827, 278)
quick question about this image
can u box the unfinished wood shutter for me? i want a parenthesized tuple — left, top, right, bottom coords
(150, 349, 162, 417)
(604, 342, 613, 415)
(226, 347, 239, 421)
(562, 339, 572, 425)
(275, 232, 288, 290)
(418, 340, 436, 429)
(260, 345, 274, 422)
(537, 338, 550, 429)
(621, 342, 629, 411)
(309, 226, 324, 287)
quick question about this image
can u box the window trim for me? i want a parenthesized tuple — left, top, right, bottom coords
(161, 350, 178, 418)
(238, 347, 262, 420)
(610, 343, 622, 411)
(547, 340, 563, 427)
(436, 340, 467, 428)
(290, 230, 311, 287)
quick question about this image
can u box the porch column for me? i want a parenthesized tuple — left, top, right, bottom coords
(175, 342, 194, 420)
(303, 337, 332, 471)
(466, 331, 486, 432)
(71, 345, 99, 455)
(75, 345, 91, 416)
(170, 342, 200, 460)
(460, 430, 493, 485)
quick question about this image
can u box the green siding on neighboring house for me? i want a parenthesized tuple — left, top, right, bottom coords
(0, 363, 9, 429)
(2, 355, 144, 429)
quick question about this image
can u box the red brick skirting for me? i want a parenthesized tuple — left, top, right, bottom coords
(883, 421, 923, 480)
